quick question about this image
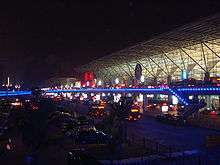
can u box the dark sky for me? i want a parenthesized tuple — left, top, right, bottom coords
(0, 0, 220, 86)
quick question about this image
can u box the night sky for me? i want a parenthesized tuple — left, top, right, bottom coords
(0, 1, 220, 87)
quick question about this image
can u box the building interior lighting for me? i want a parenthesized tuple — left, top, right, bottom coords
(115, 78, 119, 84)
(140, 75, 145, 83)
(97, 80, 102, 86)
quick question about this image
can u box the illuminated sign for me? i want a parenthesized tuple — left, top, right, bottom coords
(83, 72, 94, 81)
(161, 105, 168, 112)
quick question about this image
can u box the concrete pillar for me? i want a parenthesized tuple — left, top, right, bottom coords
(206, 95, 211, 108)
(219, 96, 220, 108)
(167, 75, 172, 105)
(168, 95, 172, 105)
(167, 75, 172, 85)
(193, 95, 198, 100)
(204, 72, 210, 82)
(133, 93, 138, 102)
(143, 94, 148, 111)
(153, 77, 157, 85)
(153, 94, 158, 101)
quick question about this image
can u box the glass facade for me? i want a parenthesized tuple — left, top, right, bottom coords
(76, 13, 220, 85)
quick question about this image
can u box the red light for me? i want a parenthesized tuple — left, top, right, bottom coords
(83, 72, 94, 81)
(210, 111, 217, 115)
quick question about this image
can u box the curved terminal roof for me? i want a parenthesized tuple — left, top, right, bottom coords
(76, 13, 220, 83)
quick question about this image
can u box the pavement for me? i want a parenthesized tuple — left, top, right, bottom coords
(127, 113, 220, 150)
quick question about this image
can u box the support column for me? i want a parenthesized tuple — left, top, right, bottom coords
(143, 94, 148, 111)
(219, 96, 220, 109)
(153, 77, 158, 101)
(193, 95, 198, 101)
(206, 95, 211, 108)
(204, 72, 210, 82)
(167, 75, 172, 105)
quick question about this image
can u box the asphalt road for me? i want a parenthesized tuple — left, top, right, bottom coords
(127, 114, 220, 150)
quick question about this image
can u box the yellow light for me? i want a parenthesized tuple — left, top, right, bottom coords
(131, 109, 139, 112)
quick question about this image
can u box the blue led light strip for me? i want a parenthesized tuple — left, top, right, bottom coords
(0, 91, 32, 96)
(46, 88, 164, 93)
(167, 88, 189, 106)
(177, 87, 220, 92)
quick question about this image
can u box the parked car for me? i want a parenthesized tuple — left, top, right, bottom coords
(200, 108, 220, 116)
(76, 116, 94, 130)
(88, 104, 106, 118)
(156, 114, 185, 125)
(82, 99, 93, 106)
(61, 119, 78, 137)
(76, 129, 111, 144)
(66, 149, 102, 165)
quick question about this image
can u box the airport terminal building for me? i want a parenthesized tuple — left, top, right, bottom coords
(76, 13, 220, 86)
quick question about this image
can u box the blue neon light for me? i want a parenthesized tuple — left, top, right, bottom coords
(167, 88, 189, 106)
(46, 87, 189, 105)
(0, 91, 32, 97)
(46, 88, 164, 94)
(0, 90, 31, 94)
(177, 87, 220, 92)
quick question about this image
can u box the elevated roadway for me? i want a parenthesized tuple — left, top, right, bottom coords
(1, 86, 220, 106)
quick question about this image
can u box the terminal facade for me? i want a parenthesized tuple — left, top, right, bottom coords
(75, 13, 220, 110)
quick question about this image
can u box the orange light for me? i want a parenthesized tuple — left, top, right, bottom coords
(100, 101, 106, 105)
(11, 102, 22, 106)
